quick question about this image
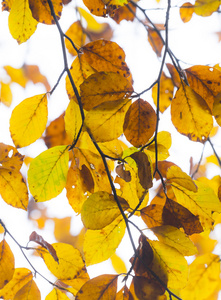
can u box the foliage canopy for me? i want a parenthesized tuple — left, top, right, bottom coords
(0, 0, 221, 299)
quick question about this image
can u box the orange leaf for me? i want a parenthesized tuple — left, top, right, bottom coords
(179, 2, 194, 22)
(80, 72, 133, 111)
(82, 40, 130, 78)
(185, 65, 221, 111)
(82, 0, 107, 17)
(123, 99, 157, 147)
(148, 28, 164, 57)
(213, 92, 221, 126)
(14, 280, 41, 300)
(0, 143, 24, 171)
(29, 0, 63, 24)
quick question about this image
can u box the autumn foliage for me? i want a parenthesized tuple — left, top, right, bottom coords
(0, 0, 221, 299)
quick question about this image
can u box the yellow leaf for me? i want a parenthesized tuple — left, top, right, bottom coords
(14, 279, 41, 300)
(152, 73, 174, 112)
(111, 253, 127, 274)
(3, 66, 28, 88)
(10, 94, 48, 148)
(45, 288, 70, 300)
(37, 243, 85, 280)
(65, 21, 86, 56)
(172, 180, 221, 229)
(85, 98, 131, 142)
(28, 145, 69, 202)
(115, 163, 149, 213)
(29, 0, 63, 24)
(171, 83, 213, 142)
(80, 72, 133, 111)
(82, 40, 130, 78)
(180, 253, 220, 300)
(64, 99, 83, 142)
(0, 240, 15, 289)
(61, 269, 90, 296)
(0, 143, 24, 171)
(83, 215, 126, 266)
(0, 82, 12, 107)
(8, 0, 38, 44)
(0, 169, 29, 210)
(148, 240, 188, 289)
(151, 225, 198, 256)
(213, 92, 221, 126)
(145, 131, 172, 162)
(0, 268, 33, 299)
(66, 56, 96, 97)
(185, 65, 221, 111)
(78, 7, 105, 31)
(75, 274, 118, 300)
(66, 148, 112, 213)
(97, 139, 127, 159)
(167, 165, 198, 192)
(81, 191, 129, 229)
(194, 0, 220, 16)
(123, 98, 157, 147)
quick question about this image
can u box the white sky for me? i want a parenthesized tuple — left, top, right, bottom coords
(0, 0, 221, 298)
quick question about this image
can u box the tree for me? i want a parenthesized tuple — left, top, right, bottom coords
(0, 0, 221, 299)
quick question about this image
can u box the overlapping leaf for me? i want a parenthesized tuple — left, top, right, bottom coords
(213, 92, 221, 126)
(148, 239, 188, 289)
(166, 165, 198, 192)
(82, 40, 130, 78)
(85, 98, 131, 142)
(81, 191, 129, 229)
(185, 65, 221, 110)
(123, 98, 157, 147)
(44, 113, 73, 148)
(10, 94, 48, 148)
(37, 243, 85, 280)
(65, 21, 86, 56)
(172, 180, 221, 229)
(171, 83, 213, 142)
(0, 268, 33, 299)
(64, 100, 83, 142)
(80, 72, 133, 110)
(83, 215, 126, 266)
(148, 28, 164, 57)
(46, 288, 70, 300)
(14, 280, 40, 300)
(28, 145, 69, 202)
(8, 0, 38, 44)
(75, 275, 118, 300)
(151, 225, 197, 256)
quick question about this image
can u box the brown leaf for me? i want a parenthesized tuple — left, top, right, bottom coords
(130, 235, 154, 276)
(130, 152, 153, 189)
(29, 231, 59, 263)
(123, 99, 157, 147)
(116, 164, 131, 182)
(112, 3, 136, 24)
(29, 0, 63, 24)
(133, 276, 165, 300)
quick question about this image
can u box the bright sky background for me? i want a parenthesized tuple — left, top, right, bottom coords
(0, 0, 221, 298)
